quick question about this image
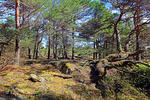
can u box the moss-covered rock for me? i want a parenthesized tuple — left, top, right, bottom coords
(61, 63, 79, 74)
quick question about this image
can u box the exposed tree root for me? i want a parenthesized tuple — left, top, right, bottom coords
(97, 50, 150, 79)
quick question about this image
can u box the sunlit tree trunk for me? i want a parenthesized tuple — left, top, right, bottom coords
(15, 0, 20, 65)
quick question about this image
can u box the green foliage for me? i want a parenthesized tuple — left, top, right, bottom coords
(75, 46, 93, 56)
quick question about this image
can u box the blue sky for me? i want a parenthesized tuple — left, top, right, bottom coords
(105, 3, 112, 8)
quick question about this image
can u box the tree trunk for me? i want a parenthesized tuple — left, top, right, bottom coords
(28, 47, 31, 59)
(35, 45, 39, 59)
(114, 26, 122, 53)
(136, 33, 141, 60)
(15, 0, 20, 65)
(93, 41, 96, 60)
(135, 0, 141, 60)
(47, 34, 51, 59)
(0, 50, 2, 57)
(72, 31, 75, 59)
(35, 33, 44, 59)
(33, 41, 36, 59)
(0, 45, 4, 57)
(53, 34, 56, 58)
(48, 17, 51, 59)
(53, 34, 55, 58)
(96, 39, 99, 59)
(114, 12, 123, 53)
(55, 33, 58, 60)
(52, 22, 56, 59)
(62, 26, 67, 59)
(33, 34, 38, 59)
(72, 17, 76, 59)
(64, 44, 67, 59)
(104, 40, 108, 56)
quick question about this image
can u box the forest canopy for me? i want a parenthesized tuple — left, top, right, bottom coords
(0, 0, 150, 99)
(0, 0, 150, 63)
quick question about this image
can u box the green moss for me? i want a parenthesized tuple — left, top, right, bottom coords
(66, 63, 77, 71)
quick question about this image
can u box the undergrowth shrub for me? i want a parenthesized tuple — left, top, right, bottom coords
(123, 63, 150, 96)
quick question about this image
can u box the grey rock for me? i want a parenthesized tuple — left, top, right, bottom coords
(30, 74, 45, 82)
(30, 74, 39, 82)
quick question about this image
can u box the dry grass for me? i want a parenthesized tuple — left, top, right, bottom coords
(0, 65, 30, 76)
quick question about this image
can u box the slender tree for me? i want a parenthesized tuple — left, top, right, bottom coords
(15, 0, 20, 65)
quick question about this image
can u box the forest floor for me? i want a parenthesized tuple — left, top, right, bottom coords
(0, 58, 150, 100)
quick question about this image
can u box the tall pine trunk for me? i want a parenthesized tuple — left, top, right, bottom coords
(15, 0, 20, 65)
(48, 17, 51, 59)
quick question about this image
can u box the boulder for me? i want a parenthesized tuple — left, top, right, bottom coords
(30, 74, 45, 82)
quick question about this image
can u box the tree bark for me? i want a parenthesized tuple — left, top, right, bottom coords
(135, 0, 141, 60)
(33, 33, 38, 59)
(0, 50, 1, 57)
(15, 0, 20, 65)
(93, 41, 96, 59)
(0, 45, 4, 57)
(55, 33, 58, 60)
(72, 17, 76, 59)
(35, 45, 39, 59)
(96, 39, 99, 59)
(136, 32, 141, 60)
(28, 47, 31, 59)
(52, 21, 56, 59)
(48, 17, 51, 59)
(62, 25, 67, 59)
(35, 33, 45, 59)
(114, 12, 123, 53)
(72, 30, 75, 59)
